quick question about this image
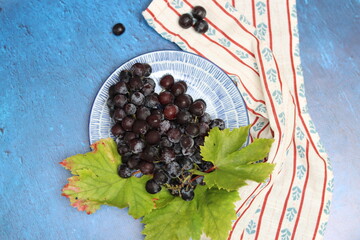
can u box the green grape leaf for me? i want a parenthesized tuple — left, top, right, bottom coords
(198, 187, 240, 240)
(142, 196, 202, 240)
(60, 138, 161, 218)
(142, 185, 239, 240)
(200, 127, 275, 190)
(201, 126, 250, 163)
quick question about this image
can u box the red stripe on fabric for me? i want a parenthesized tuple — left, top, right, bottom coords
(239, 176, 272, 219)
(232, 0, 236, 8)
(255, 44, 282, 151)
(146, 9, 204, 57)
(257, 121, 269, 138)
(205, 18, 256, 58)
(273, 57, 283, 91)
(228, 183, 262, 239)
(252, 0, 256, 27)
(312, 158, 328, 239)
(270, 128, 274, 137)
(284, 0, 328, 236)
(251, 117, 260, 127)
(211, 0, 257, 39)
(183, 0, 255, 58)
(255, 46, 282, 165)
(274, 139, 297, 239)
(266, 0, 272, 49)
(166, 0, 259, 75)
(228, 72, 266, 104)
(247, 107, 267, 119)
(240, 229, 244, 239)
(254, 185, 274, 240)
(291, 140, 310, 240)
(286, 95, 297, 151)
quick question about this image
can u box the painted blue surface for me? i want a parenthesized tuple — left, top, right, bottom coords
(0, 0, 358, 239)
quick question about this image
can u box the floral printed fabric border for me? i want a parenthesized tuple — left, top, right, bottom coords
(143, 0, 333, 239)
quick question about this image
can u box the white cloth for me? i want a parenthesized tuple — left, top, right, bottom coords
(143, 0, 333, 239)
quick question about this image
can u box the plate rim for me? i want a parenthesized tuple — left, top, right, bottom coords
(88, 49, 250, 144)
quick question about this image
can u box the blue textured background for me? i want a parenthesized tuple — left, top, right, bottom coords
(0, 0, 359, 239)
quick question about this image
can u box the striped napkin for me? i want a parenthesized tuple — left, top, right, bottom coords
(143, 0, 333, 239)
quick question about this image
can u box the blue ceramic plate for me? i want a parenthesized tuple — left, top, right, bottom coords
(89, 50, 249, 144)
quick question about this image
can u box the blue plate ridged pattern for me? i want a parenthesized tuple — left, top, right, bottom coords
(89, 50, 249, 144)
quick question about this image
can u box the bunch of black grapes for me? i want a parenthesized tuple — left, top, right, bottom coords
(107, 63, 225, 201)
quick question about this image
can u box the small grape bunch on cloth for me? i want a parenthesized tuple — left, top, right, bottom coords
(178, 6, 209, 34)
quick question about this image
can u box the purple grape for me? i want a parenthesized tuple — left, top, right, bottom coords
(200, 112, 211, 123)
(180, 187, 194, 201)
(145, 130, 161, 145)
(113, 94, 128, 108)
(121, 116, 135, 131)
(136, 106, 151, 121)
(127, 155, 141, 169)
(140, 145, 159, 162)
(173, 143, 182, 155)
(194, 19, 209, 34)
(167, 128, 182, 143)
(113, 108, 126, 122)
(159, 91, 174, 105)
(210, 118, 225, 130)
(117, 144, 131, 156)
(178, 157, 193, 171)
(171, 82, 186, 96)
(143, 63, 152, 77)
(164, 104, 179, 120)
(160, 75, 174, 90)
(118, 164, 132, 178)
(159, 120, 171, 134)
(175, 94, 192, 109)
(131, 91, 145, 106)
(185, 123, 200, 137)
(114, 81, 128, 95)
(139, 161, 155, 174)
(108, 85, 116, 98)
(124, 132, 137, 144)
(132, 120, 149, 135)
(198, 160, 215, 172)
(166, 161, 181, 178)
(182, 146, 196, 156)
(192, 6, 207, 20)
(119, 70, 132, 83)
(153, 169, 169, 185)
(111, 123, 125, 137)
(194, 136, 205, 148)
(129, 138, 145, 154)
(198, 122, 210, 137)
(141, 78, 155, 96)
(128, 77, 143, 91)
(145, 179, 161, 194)
(145, 93, 160, 109)
(180, 135, 194, 150)
(130, 63, 146, 77)
(160, 148, 176, 164)
(124, 103, 137, 115)
(176, 110, 192, 125)
(160, 137, 173, 148)
(146, 114, 162, 128)
(178, 13, 194, 29)
(189, 99, 206, 117)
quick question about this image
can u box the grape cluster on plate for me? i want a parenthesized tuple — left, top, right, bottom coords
(107, 62, 225, 201)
